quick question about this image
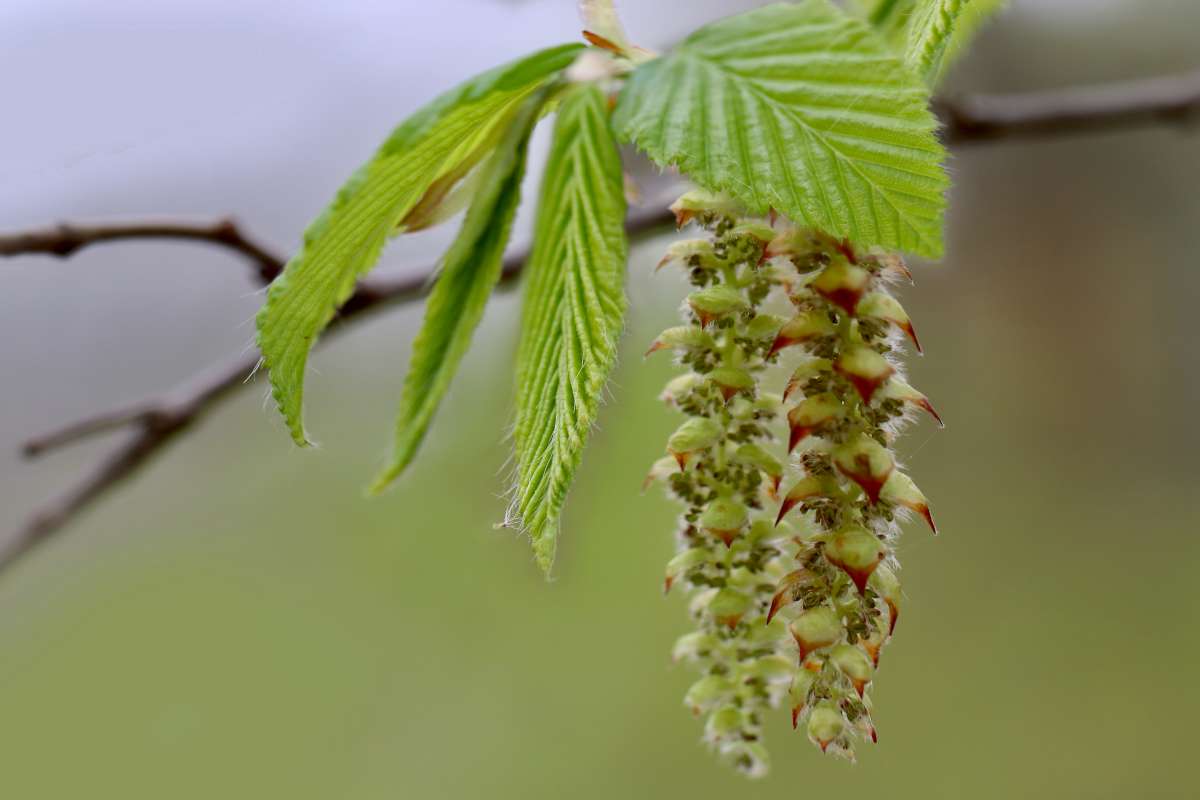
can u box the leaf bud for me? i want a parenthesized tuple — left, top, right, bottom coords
(700, 497, 749, 546)
(688, 284, 749, 326)
(767, 567, 821, 623)
(856, 291, 921, 352)
(657, 238, 719, 272)
(787, 394, 843, 452)
(811, 260, 872, 314)
(824, 526, 886, 594)
(877, 377, 943, 426)
(667, 417, 723, 468)
(806, 701, 845, 752)
(788, 669, 817, 728)
(665, 547, 713, 593)
(670, 189, 742, 227)
(645, 325, 716, 356)
(788, 605, 842, 663)
(830, 643, 874, 698)
(708, 587, 753, 629)
(768, 311, 833, 357)
(685, 675, 735, 714)
(834, 344, 896, 404)
(879, 470, 936, 533)
(832, 433, 895, 503)
(672, 631, 716, 663)
(709, 365, 756, 401)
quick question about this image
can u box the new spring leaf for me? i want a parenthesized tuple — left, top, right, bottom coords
(370, 88, 549, 493)
(613, 0, 948, 257)
(511, 84, 628, 573)
(256, 43, 582, 445)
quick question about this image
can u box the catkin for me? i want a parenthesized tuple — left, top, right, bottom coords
(647, 191, 940, 774)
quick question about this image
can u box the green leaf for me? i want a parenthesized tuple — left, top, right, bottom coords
(905, 0, 967, 83)
(613, 0, 947, 257)
(256, 43, 583, 445)
(511, 84, 628, 573)
(858, 0, 1008, 84)
(369, 89, 549, 494)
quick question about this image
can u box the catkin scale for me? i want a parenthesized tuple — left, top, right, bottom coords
(647, 191, 938, 774)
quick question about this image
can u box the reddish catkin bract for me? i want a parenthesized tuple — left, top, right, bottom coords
(645, 190, 938, 774)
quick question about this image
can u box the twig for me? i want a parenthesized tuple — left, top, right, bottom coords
(5, 67, 1200, 573)
(0, 218, 285, 284)
(0, 205, 675, 573)
(938, 69, 1200, 144)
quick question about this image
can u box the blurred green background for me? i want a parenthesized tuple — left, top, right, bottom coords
(2, 1, 1199, 797)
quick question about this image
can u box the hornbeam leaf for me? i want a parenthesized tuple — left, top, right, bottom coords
(904, 0, 968, 83)
(511, 84, 628, 573)
(256, 43, 582, 445)
(613, 0, 948, 257)
(858, 0, 1008, 85)
(369, 89, 548, 494)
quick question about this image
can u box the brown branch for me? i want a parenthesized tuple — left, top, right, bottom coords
(938, 69, 1200, 145)
(0, 205, 675, 573)
(0, 218, 285, 284)
(4, 67, 1200, 573)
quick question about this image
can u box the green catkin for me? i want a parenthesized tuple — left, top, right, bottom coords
(647, 191, 940, 775)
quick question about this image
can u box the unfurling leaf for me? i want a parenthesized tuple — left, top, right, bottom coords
(369, 89, 549, 493)
(904, 0, 968, 83)
(859, 0, 1008, 85)
(613, 1, 947, 256)
(256, 43, 582, 445)
(511, 84, 629, 573)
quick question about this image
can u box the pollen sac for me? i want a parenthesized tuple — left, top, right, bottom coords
(788, 605, 842, 663)
(787, 394, 843, 452)
(824, 526, 886, 594)
(688, 284, 749, 326)
(834, 345, 895, 404)
(833, 434, 895, 503)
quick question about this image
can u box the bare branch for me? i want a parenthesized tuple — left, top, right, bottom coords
(939, 69, 1200, 145)
(1, 205, 674, 573)
(5, 67, 1200, 572)
(0, 218, 285, 284)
